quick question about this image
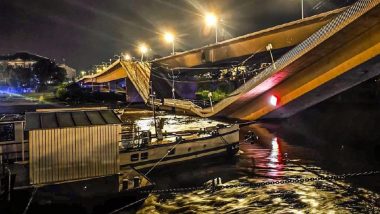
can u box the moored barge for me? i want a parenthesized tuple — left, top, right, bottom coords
(0, 109, 154, 213)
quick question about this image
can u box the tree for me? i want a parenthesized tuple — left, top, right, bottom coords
(55, 82, 83, 101)
(50, 66, 66, 85)
(32, 59, 66, 91)
(8, 67, 32, 88)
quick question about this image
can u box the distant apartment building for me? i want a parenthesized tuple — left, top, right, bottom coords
(0, 52, 47, 69)
(0, 52, 47, 85)
(0, 52, 76, 85)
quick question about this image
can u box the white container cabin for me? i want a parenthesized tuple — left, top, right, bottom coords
(25, 110, 122, 185)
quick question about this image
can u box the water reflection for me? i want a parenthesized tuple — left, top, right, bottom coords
(267, 137, 284, 177)
(119, 111, 379, 213)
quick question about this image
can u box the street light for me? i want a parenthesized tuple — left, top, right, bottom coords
(164, 32, 175, 55)
(123, 53, 132, 61)
(301, 0, 304, 19)
(204, 13, 218, 43)
(139, 44, 148, 61)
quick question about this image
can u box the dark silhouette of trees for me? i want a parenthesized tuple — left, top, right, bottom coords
(4, 59, 66, 91)
(33, 59, 66, 91)
(9, 67, 32, 88)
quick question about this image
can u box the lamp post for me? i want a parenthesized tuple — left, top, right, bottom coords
(205, 13, 218, 43)
(164, 32, 175, 55)
(301, 0, 304, 19)
(266, 43, 276, 69)
(139, 44, 148, 61)
(208, 91, 214, 112)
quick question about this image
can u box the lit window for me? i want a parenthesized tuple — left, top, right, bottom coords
(0, 123, 15, 142)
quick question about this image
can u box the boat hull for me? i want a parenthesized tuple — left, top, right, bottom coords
(120, 125, 240, 170)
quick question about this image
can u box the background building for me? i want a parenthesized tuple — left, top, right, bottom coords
(0, 52, 76, 87)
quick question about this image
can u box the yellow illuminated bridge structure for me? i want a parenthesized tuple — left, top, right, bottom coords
(79, 0, 380, 121)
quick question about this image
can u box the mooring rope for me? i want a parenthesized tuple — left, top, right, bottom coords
(144, 138, 183, 177)
(22, 186, 38, 214)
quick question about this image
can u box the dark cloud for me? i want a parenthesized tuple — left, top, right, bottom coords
(0, 0, 355, 70)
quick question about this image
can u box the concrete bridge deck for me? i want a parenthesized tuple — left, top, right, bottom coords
(80, 0, 380, 120)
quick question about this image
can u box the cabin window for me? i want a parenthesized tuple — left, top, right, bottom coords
(168, 148, 175, 155)
(131, 153, 139, 162)
(0, 123, 15, 142)
(203, 144, 207, 148)
(188, 147, 192, 152)
(141, 152, 148, 160)
(23, 131, 29, 141)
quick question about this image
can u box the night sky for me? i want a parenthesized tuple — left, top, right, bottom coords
(0, 0, 355, 70)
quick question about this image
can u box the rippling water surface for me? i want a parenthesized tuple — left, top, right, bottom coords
(120, 111, 379, 214)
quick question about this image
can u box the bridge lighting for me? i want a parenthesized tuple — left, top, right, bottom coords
(123, 53, 132, 61)
(205, 13, 217, 26)
(139, 44, 148, 61)
(269, 95, 279, 106)
(204, 13, 219, 43)
(164, 32, 175, 55)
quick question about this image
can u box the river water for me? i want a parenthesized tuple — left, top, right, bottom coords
(120, 111, 380, 214)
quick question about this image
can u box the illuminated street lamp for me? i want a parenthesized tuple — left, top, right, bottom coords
(204, 13, 219, 43)
(164, 32, 175, 55)
(81, 71, 86, 76)
(123, 53, 132, 61)
(139, 44, 148, 61)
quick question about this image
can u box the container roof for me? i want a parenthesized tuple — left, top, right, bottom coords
(25, 110, 122, 131)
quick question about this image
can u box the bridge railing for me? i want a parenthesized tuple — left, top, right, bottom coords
(183, 99, 211, 108)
